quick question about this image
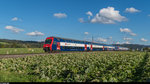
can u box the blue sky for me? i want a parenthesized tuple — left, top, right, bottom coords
(0, 0, 150, 45)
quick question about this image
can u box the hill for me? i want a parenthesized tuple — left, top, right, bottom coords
(0, 39, 44, 48)
(0, 39, 149, 49)
(112, 44, 148, 50)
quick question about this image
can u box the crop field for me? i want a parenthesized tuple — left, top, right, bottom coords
(0, 48, 44, 55)
(0, 51, 150, 82)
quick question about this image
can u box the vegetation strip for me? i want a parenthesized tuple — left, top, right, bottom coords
(0, 51, 103, 59)
(131, 52, 149, 82)
(0, 51, 150, 82)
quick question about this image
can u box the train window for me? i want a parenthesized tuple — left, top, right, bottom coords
(62, 46, 64, 49)
(69, 47, 71, 49)
(45, 39, 52, 44)
(57, 38, 60, 41)
(53, 41, 57, 45)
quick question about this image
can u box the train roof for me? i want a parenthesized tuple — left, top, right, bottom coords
(47, 36, 128, 48)
(49, 36, 105, 44)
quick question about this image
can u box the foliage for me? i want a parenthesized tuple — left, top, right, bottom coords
(0, 51, 150, 82)
(0, 39, 44, 48)
(143, 47, 150, 52)
(0, 48, 44, 55)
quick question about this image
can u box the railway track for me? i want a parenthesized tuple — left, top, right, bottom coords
(0, 53, 49, 59)
(0, 51, 106, 59)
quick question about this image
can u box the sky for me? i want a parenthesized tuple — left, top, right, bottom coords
(0, 0, 150, 45)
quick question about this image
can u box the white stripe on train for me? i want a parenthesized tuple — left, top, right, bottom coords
(60, 42, 104, 48)
(60, 42, 128, 50)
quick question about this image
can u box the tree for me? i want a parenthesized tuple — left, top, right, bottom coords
(0, 44, 5, 48)
(143, 47, 149, 52)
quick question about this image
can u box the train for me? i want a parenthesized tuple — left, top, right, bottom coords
(43, 36, 129, 52)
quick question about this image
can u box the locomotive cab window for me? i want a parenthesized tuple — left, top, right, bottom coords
(45, 39, 52, 44)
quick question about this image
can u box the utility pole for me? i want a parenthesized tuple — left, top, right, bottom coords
(92, 36, 93, 43)
(91, 35, 93, 51)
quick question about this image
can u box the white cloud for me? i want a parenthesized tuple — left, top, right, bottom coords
(5, 25, 24, 33)
(11, 17, 18, 21)
(116, 42, 120, 44)
(120, 28, 136, 36)
(130, 32, 136, 36)
(11, 17, 22, 21)
(26, 31, 44, 36)
(148, 14, 150, 17)
(53, 13, 67, 18)
(125, 7, 140, 13)
(84, 32, 89, 35)
(108, 36, 112, 39)
(123, 41, 131, 44)
(86, 11, 93, 19)
(86, 11, 93, 16)
(90, 7, 127, 24)
(123, 37, 133, 41)
(97, 38, 107, 42)
(120, 28, 131, 33)
(140, 38, 148, 42)
(37, 39, 45, 42)
(79, 18, 84, 23)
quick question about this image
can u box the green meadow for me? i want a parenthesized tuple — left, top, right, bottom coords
(0, 48, 44, 55)
(0, 51, 150, 82)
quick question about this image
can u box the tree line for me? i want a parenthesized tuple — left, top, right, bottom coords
(0, 39, 150, 50)
(0, 39, 44, 48)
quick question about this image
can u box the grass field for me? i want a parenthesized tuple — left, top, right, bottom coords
(0, 51, 150, 82)
(0, 42, 8, 44)
(0, 48, 44, 54)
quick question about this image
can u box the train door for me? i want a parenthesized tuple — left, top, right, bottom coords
(103, 46, 104, 51)
(118, 46, 119, 51)
(57, 42, 60, 50)
(107, 47, 109, 51)
(87, 44, 90, 51)
(85, 44, 87, 51)
(91, 44, 93, 51)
